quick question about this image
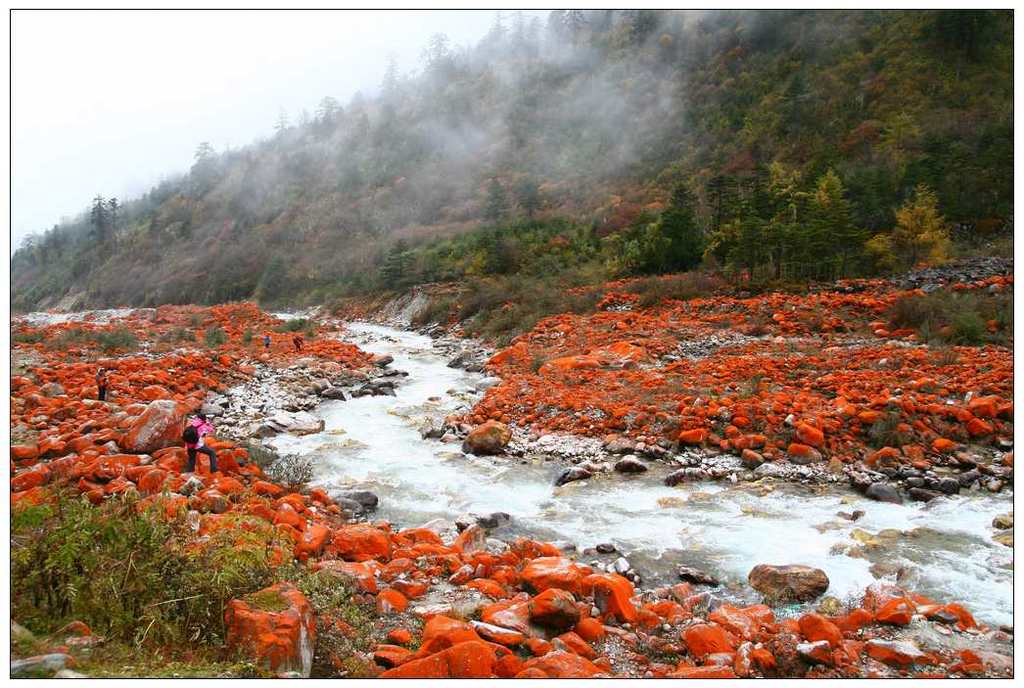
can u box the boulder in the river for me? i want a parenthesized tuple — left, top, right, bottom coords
(476, 512, 511, 530)
(372, 354, 394, 368)
(462, 420, 512, 455)
(677, 565, 720, 587)
(908, 487, 941, 502)
(748, 564, 829, 603)
(664, 468, 704, 486)
(322, 387, 347, 400)
(992, 513, 1013, 530)
(614, 455, 648, 474)
(865, 482, 902, 504)
(604, 437, 637, 454)
(341, 490, 379, 512)
(555, 466, 592, 487)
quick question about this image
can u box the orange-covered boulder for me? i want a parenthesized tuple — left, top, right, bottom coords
(331, 524, 391, 562)
(224, 582, 316, 677)
(517, 650, 602, 678)
(682, 623, 736, 658)
(520, 557, 591, 595)
(462, 421, 512, 455)
(380, 640, 497, 678)
(582, 573, 637, 624)
(122, 400, 186, 454)
(798, 613, 843, 648)
(528, 588, 580, 631)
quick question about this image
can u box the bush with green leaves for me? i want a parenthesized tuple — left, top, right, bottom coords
(204, 326, 228, 348)
(11, 490, 293, 647)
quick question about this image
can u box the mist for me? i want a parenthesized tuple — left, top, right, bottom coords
(11, 9, 524, 251)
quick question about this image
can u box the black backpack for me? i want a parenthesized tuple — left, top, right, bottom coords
(182, 426, 199, 444)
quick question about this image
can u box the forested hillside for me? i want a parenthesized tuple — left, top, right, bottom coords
(12, 9, 1012, 311)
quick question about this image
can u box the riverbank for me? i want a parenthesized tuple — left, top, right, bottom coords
(9, 297, 1014, 678)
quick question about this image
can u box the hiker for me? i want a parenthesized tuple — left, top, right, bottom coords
(263, 333, 271, 350)
(96, 367, 108, 401)
(292, 333, 304, 352)
(183, 412, 218, 474)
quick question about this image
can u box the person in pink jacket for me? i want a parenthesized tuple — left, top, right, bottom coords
(183, 412, 218, 473)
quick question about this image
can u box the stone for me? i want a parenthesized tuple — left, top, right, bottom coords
(322, 387, 347, 400)
(529, 589, 581, 631)
(11, 654, 73, 677)
(677, 566, 719, 586)
(865, 482, 902, 504)
(555, 467, 592, 486)
(341, 490, 379, 512)
(614, 455, 648, 474)
(122, 400, 186, 453)
(748, 564, 829, 603)
(864, 639, 925, 667)
(992, 513, 1013, 530)
(224, 583, 316, 677)
(463, 421, 512, 455)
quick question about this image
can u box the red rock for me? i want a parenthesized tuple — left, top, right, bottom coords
(414, 616, 484, 658)
(931, 438, 958, 453)
(121, 400, 186, 453)
(874, 597, 915, 625)
(679, 428, 708, 445)
(528, 588, 580, 631)
(388, 628, 412, 645)
(518, 650, 602, 678)
(294, 523, 331, 561)
(555, 631, 597, 660)
(668, 665, 738, 678)
(574, 617, 606, 643)
(10, 444, 39, 461)
(797, 640, 833, 665)
(330, 524, 391, 562)
(374, 644, 413, 668)
(312, 560, 380, 593)
(582, 573, 637, 623)
(966, 417, 993, 437)
(377, 589, 409, 614)
(381, 640, 497, 678)
(224, 582, 316, 677)
(470, 621, 526, 646)
(11, 465, 51, 492)
(520, 557, 590, 594)
(708, 604, 770, 641)
(795, 423, 825, 448)
(798, 613, 843, 648)
(865, 639, 925, 667)
(463, 421, 512, 455)
(682, 623, 735, 658)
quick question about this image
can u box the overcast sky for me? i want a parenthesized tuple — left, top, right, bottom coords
(11, 9, 528, 250)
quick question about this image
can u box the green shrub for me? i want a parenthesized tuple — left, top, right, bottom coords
(628, 271, 719, 307)
(95, 327, 139, 352)
(242, 328, 254, 345)
(11, 490, 291, 648)
(204, 326, 228, 348)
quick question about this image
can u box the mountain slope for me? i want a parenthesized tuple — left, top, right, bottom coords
(12, 9, 1012, 310)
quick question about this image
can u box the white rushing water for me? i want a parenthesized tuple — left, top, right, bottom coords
(269, 323, 1013, 627)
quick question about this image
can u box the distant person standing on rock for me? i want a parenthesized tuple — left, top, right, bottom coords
(263, 333, 271, 350)
(183, 412, 218, 474)
(96, 367, 108, 401)
(293, 333, 304, 352)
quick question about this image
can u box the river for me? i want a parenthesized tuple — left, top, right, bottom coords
(266, 323, 1012, 628)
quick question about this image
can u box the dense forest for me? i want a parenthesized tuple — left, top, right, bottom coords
(12, 9, 1013, 311)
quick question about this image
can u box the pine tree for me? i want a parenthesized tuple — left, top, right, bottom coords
(484, 179, 508, 222)
(658, 184, 704, 272)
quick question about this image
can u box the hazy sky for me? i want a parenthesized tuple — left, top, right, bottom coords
(11, 9, 526, 250)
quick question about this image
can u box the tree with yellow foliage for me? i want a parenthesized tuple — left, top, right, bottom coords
(865, 184, 950, 271)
